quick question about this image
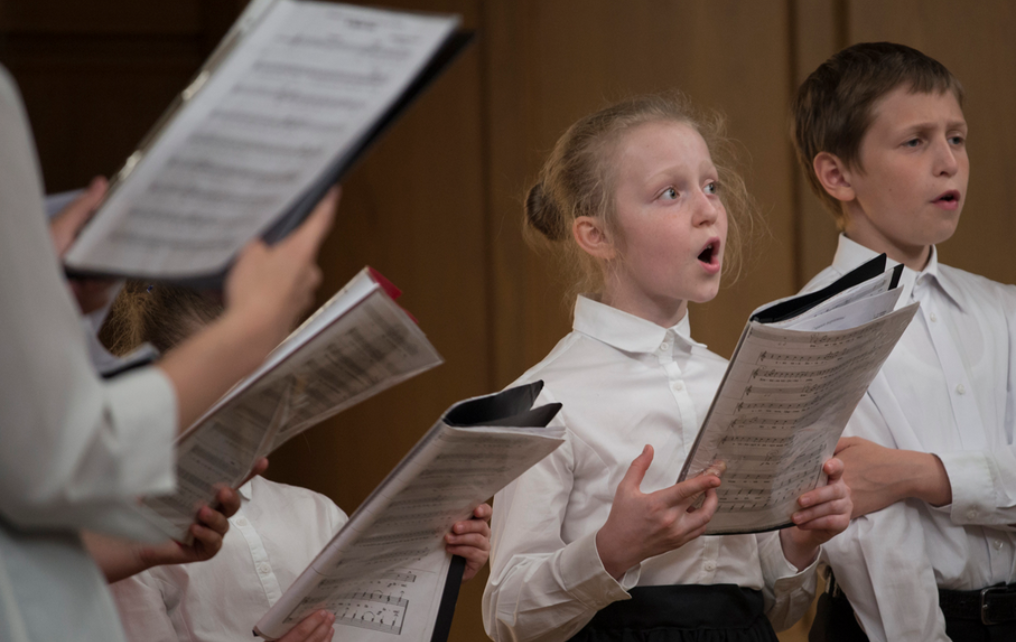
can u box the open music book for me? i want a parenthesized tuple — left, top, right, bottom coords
(136, 267, 443, 541)
(64, 0, 471, 284)
(679, 254, 919, 534)
(253, 381, 565, 641)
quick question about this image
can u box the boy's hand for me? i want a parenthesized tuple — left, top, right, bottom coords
(835, 436, 951, 517)
(445, 503, 492, 582)
(780, 457, 852, 570)
(595, 445, 720, 580)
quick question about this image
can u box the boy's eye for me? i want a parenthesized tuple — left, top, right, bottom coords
(662, 187, 678, 200)
(949, 135, 965, 146)
(903, 138, 922, 148)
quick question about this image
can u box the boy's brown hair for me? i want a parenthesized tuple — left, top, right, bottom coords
(792, 42, 964, 226)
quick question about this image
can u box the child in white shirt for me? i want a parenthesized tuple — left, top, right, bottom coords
(483, 93, 852, 642)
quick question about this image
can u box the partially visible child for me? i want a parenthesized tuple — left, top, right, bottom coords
(102, 282, 492, 642)
(793, 42, 1016, 642)
(483, 94, 852, 642)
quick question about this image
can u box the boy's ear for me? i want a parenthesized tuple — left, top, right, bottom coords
(573, 216, 616, 260)
(813, 152, 856, 203)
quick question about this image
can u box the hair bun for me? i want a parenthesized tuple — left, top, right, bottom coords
(525, 182, 566, 242)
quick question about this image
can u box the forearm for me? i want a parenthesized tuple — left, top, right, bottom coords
(82, 531, 151, 583)
(158, 310, 279, 433)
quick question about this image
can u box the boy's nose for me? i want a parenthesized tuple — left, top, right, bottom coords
(933, 139, 960, 176)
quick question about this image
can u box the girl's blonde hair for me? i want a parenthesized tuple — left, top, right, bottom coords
(524, 92, 759, 301)
(99, 281, 223, 356)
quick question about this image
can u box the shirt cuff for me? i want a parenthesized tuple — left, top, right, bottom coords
(936, 450, 994, 524)
(105, 367, 177, 496)
(559, 530, 637, 609)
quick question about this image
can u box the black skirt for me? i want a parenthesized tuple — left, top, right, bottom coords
(567, 584, 779, 642)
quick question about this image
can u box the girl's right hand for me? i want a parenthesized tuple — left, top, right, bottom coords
(223, 186, 339, 351)
(595, 445, 721, 579)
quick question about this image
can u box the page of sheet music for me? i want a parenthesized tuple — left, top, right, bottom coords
(65, 1, 458, 277)
(680, 303, 918, 534)
(256, 420, 564, 639)
(136, 287, 442, 541)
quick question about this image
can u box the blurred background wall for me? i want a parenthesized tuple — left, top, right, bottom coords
(3, 1, 1015, 640)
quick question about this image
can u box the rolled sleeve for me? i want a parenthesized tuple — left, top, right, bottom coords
(757, 531, 818, 631)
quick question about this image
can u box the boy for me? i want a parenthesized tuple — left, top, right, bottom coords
(793, 42, 1016, 641)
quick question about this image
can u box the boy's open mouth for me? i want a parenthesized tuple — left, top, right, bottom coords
(934, 190, 960, 204)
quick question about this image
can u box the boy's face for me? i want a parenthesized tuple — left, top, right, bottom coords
(842, 86, 968, 263)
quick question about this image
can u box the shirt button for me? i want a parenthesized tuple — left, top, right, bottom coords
(956, 384, 966, 395)
(234, 517, 249, 527)
(995, 540, 1004, 551)
(258, 562, 272, 574)
(660, 342, 670, 352)
(673, 381, 684, 391)
(703, 561, 716, 572)
(967, 509, 978, 520)
(929, 312, 938, 322)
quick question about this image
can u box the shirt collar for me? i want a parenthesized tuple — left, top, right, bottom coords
(572, 295, 705, 353)
(832, 234, 962, 310)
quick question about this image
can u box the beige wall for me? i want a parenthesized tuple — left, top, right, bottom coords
(4, 2, 1016, 641)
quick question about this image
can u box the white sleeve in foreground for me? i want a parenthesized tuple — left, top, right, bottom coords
(0, 66, 176, 540)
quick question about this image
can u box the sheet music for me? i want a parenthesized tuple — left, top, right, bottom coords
(680, 294, 918, 535)
(136, 270, 443, 541)
(255, 384, 564, 640)
(65, 1, 458, 278)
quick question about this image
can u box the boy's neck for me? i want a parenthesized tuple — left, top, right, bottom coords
(842, 214, 932, 273)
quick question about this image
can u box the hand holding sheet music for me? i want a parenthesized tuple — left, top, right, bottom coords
(253, 382, 564, 641)
(136, 268, 443, 542)
(678, 255, 918, 534)
(64, 1, 470, 282)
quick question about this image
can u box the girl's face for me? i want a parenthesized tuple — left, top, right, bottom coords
(601, 120, 727, 327)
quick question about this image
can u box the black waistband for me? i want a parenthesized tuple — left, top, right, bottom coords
(584, 584, 767, 630)
(939, 583, 1016, 625)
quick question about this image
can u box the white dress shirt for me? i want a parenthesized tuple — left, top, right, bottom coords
(483, 296, 818, 642)
(802, 234, 1016, 642)
(110, 476, 347, 642)
(0, 66, 178, 642)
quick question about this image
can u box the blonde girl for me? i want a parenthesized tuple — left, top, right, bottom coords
(482, 94, 851, 642)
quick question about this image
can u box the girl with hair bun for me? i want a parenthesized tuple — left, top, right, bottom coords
(482, 93, 852, 642)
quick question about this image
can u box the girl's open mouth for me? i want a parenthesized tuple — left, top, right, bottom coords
(698, 239, 721, 273)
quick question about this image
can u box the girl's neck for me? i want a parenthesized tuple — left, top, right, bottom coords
(599, 287, 688, 329)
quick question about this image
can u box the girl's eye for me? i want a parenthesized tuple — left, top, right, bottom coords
(903, 138, 922, 148)
(704, 181, 719, 195)
(661, 187, 678, 200)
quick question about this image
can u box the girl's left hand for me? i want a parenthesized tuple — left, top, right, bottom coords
(445, 503, 492, 582)
(779, 457, 852, 570)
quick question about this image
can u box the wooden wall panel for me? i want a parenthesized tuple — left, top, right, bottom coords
(791, 0, 842, 285)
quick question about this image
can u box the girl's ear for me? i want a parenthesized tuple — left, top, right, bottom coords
(573, 216, 616, 260)
(813, 152, 856, 202)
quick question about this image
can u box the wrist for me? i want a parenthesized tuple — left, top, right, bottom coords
(779, 528, 819, 572)
(909, 452, 952, 507)
(595, 527, 635, 580)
